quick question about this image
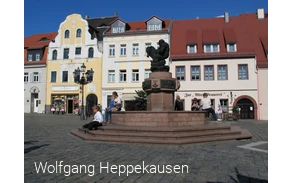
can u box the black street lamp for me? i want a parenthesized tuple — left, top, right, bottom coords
(73, 63, 94, 120)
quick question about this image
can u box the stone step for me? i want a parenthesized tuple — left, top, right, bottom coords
(77, 127, 241, 140)
(97, 123, 231, 132)
(70, 128, 252, 145)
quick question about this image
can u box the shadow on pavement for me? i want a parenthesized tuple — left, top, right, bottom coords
(207, 167, 268, 183)
(24, 144, 49, 154)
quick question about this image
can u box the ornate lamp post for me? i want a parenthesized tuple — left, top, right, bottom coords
(73, 63, 94, 120)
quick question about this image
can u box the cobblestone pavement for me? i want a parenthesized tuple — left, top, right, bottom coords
(24, 114, 268, 183)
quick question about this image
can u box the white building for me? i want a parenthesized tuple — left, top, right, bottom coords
(24, 33, 57, 113)
(170, 10, 268, 120)
(102, 16, 172, 109)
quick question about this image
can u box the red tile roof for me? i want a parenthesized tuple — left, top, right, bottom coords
(105, 17, 171, 34)
(170, 13, 268, 65)
(24, 32, 57, 65)
(202, 29, 220, 43)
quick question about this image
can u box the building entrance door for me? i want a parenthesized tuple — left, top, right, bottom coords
(34, 98, 39, 113)
(236, 98, 254, 119)
(67, 99, 73, 113)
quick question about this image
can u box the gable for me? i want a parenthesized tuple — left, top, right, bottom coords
(112, 20, 125, 27)
(147, 17, 162, 25)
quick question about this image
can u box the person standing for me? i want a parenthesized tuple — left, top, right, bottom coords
(104, 95, 115, 124)
(200, 93, 220, 122)
(174, 95, 184, 111)
(112, 91, 122, 111)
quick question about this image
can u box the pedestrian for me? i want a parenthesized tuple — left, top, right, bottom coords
(104, 95, 115, 124)
(174, 95, 184, 111)
(112, 91, 122, 111)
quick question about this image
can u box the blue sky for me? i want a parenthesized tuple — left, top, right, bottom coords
(24, 0, 268, 37)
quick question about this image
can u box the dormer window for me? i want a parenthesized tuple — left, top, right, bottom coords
(146, 16, 163, 31)
(148, 24, 161, 31)
(113, 26, 125, 33)
(227, 43, 237, 52)
(187, 44, 197, 53)
(204, 44, 219, 53)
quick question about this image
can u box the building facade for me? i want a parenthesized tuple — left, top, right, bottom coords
(46, 14, 117, 114)
(102, 16, 172, 109)
(24, 32, 57, 113)
(170, 9, 268, 120)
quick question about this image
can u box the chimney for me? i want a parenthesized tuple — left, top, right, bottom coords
(224, 12, 229, 23)
(114, 12, 118, 17)
(257, 8, 264, 19)
(85, 15, 89, 19)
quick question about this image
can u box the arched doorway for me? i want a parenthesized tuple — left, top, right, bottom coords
(233, 96, 257, 119)
(86, 94, 98, 117)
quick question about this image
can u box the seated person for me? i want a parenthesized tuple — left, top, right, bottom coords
(191, 98, 201, 111)
(83, 105, 104, 131)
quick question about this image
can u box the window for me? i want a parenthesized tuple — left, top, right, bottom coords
(145, 43, 151, 55)
(204, 66, 214, 80)
(145, 43, 151, 48)
(64, 30, 70, 38)
(154, 24, 161, 30)
(219, 99, 228, 113)
(108, 70, 115, 83)
(213, 44, 219, 52)
(112, 27, 125, 33)
(132, 69, 139, 82)
(238, 64, 248, 80)
(145, 69, 151, 79)
(75, 47, 81, 55)
(120, 44, 126, 56)
(62, 71, 68, 82)
(176, 66, 185, 81)
(148, 25, 154, 31)
(88, 47, 94, 58)
(24, 72, 28, 83)
(218, 65, 227, 80)
(63, 48, 69, 59)
(36, 53, 40, 61)
(187, 45, 197, 53)
(33, 72, 39, 82)
(52, 50, 57, 60)
(119, 70, 127, 82)
(133, 44, 139, 56)
(227, 43, 236, 52)
(76, 29, 82, 37)
(28, 54, 32, 61)
(191, 66, 200, 80)
(109, 45, 115, 57)
(204, 44, 220, 53)
(51, 71, 57, 82)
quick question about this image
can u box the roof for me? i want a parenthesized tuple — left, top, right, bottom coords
(105, 16, 171, 35)
(86, 16, 118, 41)
(24, 32, 57, 49)
(170, 13, 268, 65)
(24, 32, 57, 65)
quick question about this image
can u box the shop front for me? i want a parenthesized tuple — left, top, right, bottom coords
(51, 94, 79, 114)
(175, 91, 258, 120)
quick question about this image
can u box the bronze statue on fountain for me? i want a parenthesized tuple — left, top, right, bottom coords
(146, 39, 170, 72)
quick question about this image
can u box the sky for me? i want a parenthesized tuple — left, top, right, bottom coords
(24, 0, 268, 37)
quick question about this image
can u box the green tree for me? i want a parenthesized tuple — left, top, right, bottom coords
(134, 90, 147, 110)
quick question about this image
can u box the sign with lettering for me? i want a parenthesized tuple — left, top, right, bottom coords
(184, 93, 223, 98)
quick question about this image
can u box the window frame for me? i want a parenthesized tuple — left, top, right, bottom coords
(204, 65, 214, 81)
(75, 47, 81, 55)
(204, 44, 220, 53)
(52, 50, 57, 60)
(51, 71, 57, 83)
(76, 29, 82, 37)
(217, 65, 228, 80)
(238, 64, 249, 80)
(36, 53, 41, 61)
(145, 69, 151, 79)
(108, 70, 115, 83)
(63, 48, 69, 59)
(24, 72, 29, 83)
(64, 30, 70, 38)
(33, 72, 39, 82)
(62, 71, 69, 82)
(175, 66, 186, 81)
(132, 69, 139, 82)
(187, 44, 197, 54)
(190, 65, 201, 81)
(119, 70, 127, 82)
(88, 47, 94, 58)
(132, 43, 139, 56)
(109, 45, 115, 57)
(120, 44, 126, 56)
(227, 43, 237, 52)
(28, 54, 33, 61)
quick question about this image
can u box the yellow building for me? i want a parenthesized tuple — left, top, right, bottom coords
(102, 16, 172, 109)
(46, 14, 117, 115)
